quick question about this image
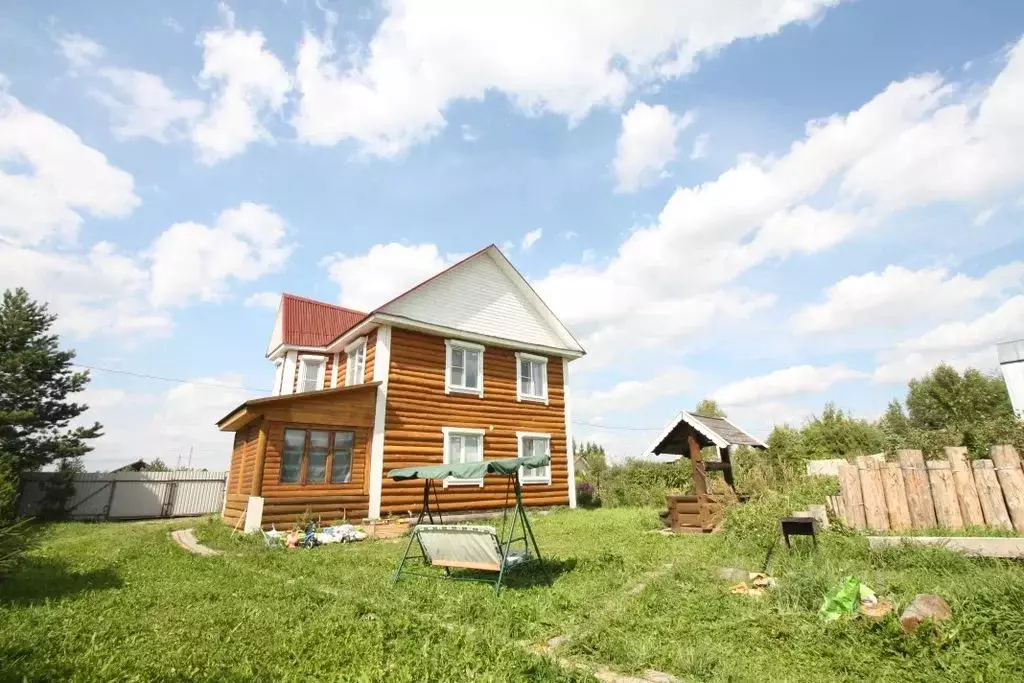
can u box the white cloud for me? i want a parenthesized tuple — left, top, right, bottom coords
(461, 124, 479, 142)
(575, 367, 695, 421)
(80, 375, 253, 471)
(56, 33, 105, 70)
(192, 16, 291, 164)
(0, 242, 172, 340)
(148, 202, 292, 307)
(244, 291, 281, 309)
(322, 242, 453, 310)
(873, 347, 1000, 385)
(163, 17, 185, 33)
(93, 68, 204, 142)
(521, 228, 543, 250)
(0, 83, 140, 245)
(973, 206, 998, 226)
(794, 262, 1024, 335)
(690, 133, 709, 160)
(292, 0, 841, 156)
(714, 364, 866, 407)
(536, 36, 1024, 374)
(614, 102, 692, 192)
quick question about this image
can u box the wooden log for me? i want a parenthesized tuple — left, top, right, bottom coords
(880, 462, 912, 531)
(898, 449, 937, 530)
(857, 456, 890, 531)
(990, 445, 1024, 533)
(972, 460, 1013, 531)
(944, 447, 985, 527)
(838, 461, 866, 530)
(926, 461, 963, 530)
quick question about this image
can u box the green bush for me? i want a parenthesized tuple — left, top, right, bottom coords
(723, 474, 839, 549)
(596, 458, 693, 508)
(0, 464, 33, 578)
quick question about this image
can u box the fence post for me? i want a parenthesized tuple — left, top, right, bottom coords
(990, 445, 1024, 533)
(898, 449, 937, 530)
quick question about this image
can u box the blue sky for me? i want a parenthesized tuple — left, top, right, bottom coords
(2, 1, 1023, 468)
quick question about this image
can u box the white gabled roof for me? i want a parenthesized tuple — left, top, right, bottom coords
(376, 245, 585, 356)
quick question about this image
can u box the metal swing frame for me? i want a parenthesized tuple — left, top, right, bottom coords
(392, 472, 552, 594)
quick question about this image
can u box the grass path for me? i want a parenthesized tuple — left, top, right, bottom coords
(2, 509, 1024, 681)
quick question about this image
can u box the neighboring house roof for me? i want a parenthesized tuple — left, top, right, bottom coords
(267, 294, 365, 356)
(647, 411, 768, 456)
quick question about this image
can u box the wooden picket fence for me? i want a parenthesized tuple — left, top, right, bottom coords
(829, 445, 1024, 533)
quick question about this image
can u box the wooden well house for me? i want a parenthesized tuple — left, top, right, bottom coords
(647, 412, 767, 533)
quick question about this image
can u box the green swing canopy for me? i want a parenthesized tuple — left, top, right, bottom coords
(388, 454, 550, 481)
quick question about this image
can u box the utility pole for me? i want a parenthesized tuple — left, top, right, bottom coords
(187, 445, 194, 470)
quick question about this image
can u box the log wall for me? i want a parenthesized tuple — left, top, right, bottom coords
(381, 328, 570, 516)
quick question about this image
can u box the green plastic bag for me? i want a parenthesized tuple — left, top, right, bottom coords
(819, 576, 876, 621)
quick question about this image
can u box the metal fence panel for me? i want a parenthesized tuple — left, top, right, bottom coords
(17, 471, 228, 520)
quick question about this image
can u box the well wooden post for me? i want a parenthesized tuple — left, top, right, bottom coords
(838, 461, 866, 530)
(857, 455, 889, 531)
(944, 446, 985, 527)
(688, 433, 710, 530)
(926, 460, 963, 530)
(990, 445, 1024, 533)
(972, 459, 1013, 531)
(880, 462, 912, 531)
(898, 449, 937, 530)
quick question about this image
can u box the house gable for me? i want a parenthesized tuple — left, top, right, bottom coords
(266, 297, 284, 356)
(377, 247, 583, 354)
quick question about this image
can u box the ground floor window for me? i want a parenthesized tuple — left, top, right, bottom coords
(280, 428, 356, 485)
(517, 432, 552, 484)
(442, 426, 485, 487)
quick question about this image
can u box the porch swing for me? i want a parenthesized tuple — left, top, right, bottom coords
(388, 454, 553, 594)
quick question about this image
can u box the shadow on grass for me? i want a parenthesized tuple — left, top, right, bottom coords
(0, 557, 122, 606)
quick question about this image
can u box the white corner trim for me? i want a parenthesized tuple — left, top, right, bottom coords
(441, 426, 486, 487)
(517, 431, 553, 484)
(515, 351, 549, 405)
(272, 358, 284, 396)
(367, 326, 391, 520)
(282, 350, 298, 395)
(563, 358, 577, 507)
(330, 352, 340, 388)
(444, 339, 485, 398)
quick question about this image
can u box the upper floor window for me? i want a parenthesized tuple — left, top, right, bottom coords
(445, 340, 484, 397)
(280, 428, 355, 485)
(297, 356, 325, 393)
(516, 352, 548, 403)
(345, 337, 367, 386)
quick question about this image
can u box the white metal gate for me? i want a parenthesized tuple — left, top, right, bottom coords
(18, 471, 228, 520)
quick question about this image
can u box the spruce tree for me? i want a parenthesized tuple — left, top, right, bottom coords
(0, 288, 102, 474)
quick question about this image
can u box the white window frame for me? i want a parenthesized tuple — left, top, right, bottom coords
(345, 336, 368, 387)
(297, 355, 327, 393)
(517, 432, 552, 484)
(515, 352, 549, 404)
(441, 426, 486, 487)
(272, 358, 284, 396)
(444, 339, 485, 398)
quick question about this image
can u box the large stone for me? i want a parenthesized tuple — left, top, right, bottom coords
(900, 594, 952, 633)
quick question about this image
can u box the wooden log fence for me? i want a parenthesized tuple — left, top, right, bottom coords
(831, 445, 1024, 533)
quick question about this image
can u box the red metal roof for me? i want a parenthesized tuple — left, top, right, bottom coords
(281, 294, 365, 347)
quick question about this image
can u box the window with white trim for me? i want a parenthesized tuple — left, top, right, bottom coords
(516, 352, 548, 403)
(297, 356, 326, 393)
(445, 340, 484, 397)
(272, 358, 284, 396)
(442, 427, 485, 486)
(345, 337, 367, 386)
(517, 432, 551, 484)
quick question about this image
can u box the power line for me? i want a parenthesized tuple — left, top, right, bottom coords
(73, 363, 662, 432)
(71, 363, 268, 393)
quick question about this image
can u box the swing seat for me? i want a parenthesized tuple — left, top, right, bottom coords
(414, 524, 530, 572)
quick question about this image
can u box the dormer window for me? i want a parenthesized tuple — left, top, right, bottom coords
(345, 337, 367, 386)
(445, 340, 484, 397)
(297, 356, 326, 393)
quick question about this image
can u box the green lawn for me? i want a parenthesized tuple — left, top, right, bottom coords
(1, 508, 1023, 682)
